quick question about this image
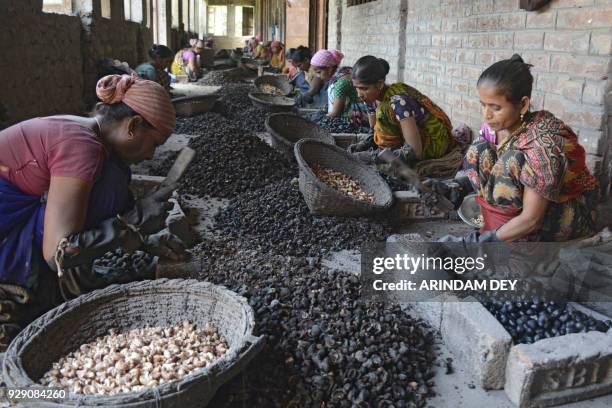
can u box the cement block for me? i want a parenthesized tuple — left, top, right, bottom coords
(390, 190, 448, 221)
(442, 299, 513, 390)
(505, 331, 612, 408)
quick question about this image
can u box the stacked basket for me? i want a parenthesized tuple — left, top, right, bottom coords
(265, 113, 334, 158)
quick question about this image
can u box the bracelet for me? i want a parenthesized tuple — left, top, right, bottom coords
(116, 214, 145, 244)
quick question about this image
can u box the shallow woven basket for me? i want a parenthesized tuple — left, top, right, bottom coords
(239, 57, 258, 71)
(2, 279, 264, 408)
(172, 95, 219, 117)
(254, 75, 293, 96)
(248, 92, 296, 113)
(294, 139, 394, 216)
(265, 113, 334, 159)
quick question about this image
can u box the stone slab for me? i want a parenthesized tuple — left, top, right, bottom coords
(442, 299, 513, 390)
(505, 331, 612, 408)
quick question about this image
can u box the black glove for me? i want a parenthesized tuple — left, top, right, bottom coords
(423, 176, 473, 210)
(143, 229, 187, 262)
(385, 144, 418, 168)
(50, 217, 143, 272)
(121, 183, 176, 235)
(0, 284, 32, 323)
(347, 135, 376, 154)
(439, 230, 500, 243)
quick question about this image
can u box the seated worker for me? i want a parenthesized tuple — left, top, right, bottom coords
(283, 48, 298, 79)
(0, 75, 185, 350)
(171, 39, 205, 81)
(428, 55, 599, 243)
(135, 44, 173, 91)
(289, 46, 313, 94)
(268, 41, 285, 72)
(311, 49, 368, 126)
(348, 56, 455, 167)
(247, 36, 267, 59)
(295, 48, 329, 108)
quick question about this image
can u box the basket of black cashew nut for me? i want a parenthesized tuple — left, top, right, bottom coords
(2, 279, 264, 408)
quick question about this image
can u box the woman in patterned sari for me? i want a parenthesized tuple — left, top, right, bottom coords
(348, 56, 455, 167)
(428, 55, 598, 242)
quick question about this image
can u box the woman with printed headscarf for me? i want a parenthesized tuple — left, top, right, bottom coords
(0, 75, 184, 349)
(268, 41, 285, 72)
(171, 39, 205, 81)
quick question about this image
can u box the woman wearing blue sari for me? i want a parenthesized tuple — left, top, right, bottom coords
(0, 75, 184, 349)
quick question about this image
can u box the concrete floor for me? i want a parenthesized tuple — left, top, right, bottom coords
(134, 129, 612, 407)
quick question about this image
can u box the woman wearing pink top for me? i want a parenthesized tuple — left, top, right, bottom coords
(0, 75, 183, 349)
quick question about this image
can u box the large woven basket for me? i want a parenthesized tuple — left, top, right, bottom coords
(2, 279, 264, 408)
(248, 92, 296, 113)
(254, 75, 293, 96)
(172, 94, 219, 117)
(265, 113, 334, 159)
(294, 139, 394, 216)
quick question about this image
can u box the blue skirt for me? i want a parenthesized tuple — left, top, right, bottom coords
(0, 158, 134, 288)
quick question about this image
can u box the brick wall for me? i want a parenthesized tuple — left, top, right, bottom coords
(329, 0, 612, 195)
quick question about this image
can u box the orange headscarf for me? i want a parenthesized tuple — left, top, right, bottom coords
(96, 75, 176, 138)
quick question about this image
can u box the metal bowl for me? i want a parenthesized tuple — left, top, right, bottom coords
(458, 193, 483, 228)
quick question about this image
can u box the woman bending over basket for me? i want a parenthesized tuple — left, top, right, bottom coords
(348, 56, 456, 170)
(427, 55, 598, 243)
(0, 75, 186, 350)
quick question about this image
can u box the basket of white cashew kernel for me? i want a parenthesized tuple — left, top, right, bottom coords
(2, 279, 264, 407)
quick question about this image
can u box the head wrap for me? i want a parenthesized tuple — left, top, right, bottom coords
(311, 49, 337, 68)
(329, 49, 344, 66)
(96, 75, 176, 138)
(271, 40, 282, 49)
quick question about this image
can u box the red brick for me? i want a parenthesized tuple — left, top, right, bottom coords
(489, 33, 514, 49)
(438, 75, 453, 89)
(452, 79, 471, 93)
(406, 34, 418, 46)
(462, 96, 481, 112)
(477, 16, 498, 31)
(557, 7, 612, 29)
(416, 47, 429, 58)
(466, 33, 489, 48)
(472, 0, 494, 15)
(536, 73, 570, 92)
(493, 0, 518, 13)
(446, 64, 463, 78)
(526, 11, 556, 29)
(428, 48, 441, 60)
(583, 80, 606, 105)
(446, 34, 463, 47)
(441, 18, 458, 32)
(550, 54, 609, 79)
(520, 52, 551, 71)
(429, 61, 445, 75)
(590, 32, 612, 55)
(446, 92, 462, 107)
(458, 17, 477, 32)
(432, 34, 445, 47)
(462, 65, 482, 81)
(418, 34, 432, 46)
(514, 31, 545, 49)
(440, 48, 456, 62)
(544, 31, 590, 53)
(561, 79, 585, 102)
(456, 49, 476, 63)
(552, 0, 595, 7)
(498, 13, 527, 29)
(530, 91, 545, 111)
(422, 73, 437, 86)
(545, 94, 605, 130)
(476, 51, 496, 65)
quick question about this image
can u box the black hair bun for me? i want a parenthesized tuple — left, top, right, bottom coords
(378, 58, 390, 75)
(510, 54, 525, 63)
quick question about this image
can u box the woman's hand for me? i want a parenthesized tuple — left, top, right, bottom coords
(496, 187, 549, 242)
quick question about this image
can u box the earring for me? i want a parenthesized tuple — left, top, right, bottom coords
(520, 113, 524, 121)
